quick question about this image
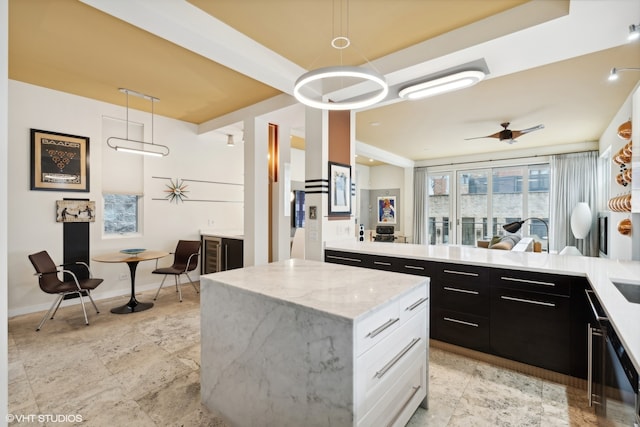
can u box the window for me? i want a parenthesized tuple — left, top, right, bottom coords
(103, 194, 140, 234)
(424, 161, 550, 246)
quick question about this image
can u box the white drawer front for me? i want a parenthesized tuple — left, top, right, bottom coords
(398, 282, 429, 324)
(357, 351, 427, 427)
(356, 300, 401, 356)
(356, 308, 427, 417)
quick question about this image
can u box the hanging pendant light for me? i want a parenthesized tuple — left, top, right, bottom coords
(293, 0, 388, 111)
(106, 88, 170, 157)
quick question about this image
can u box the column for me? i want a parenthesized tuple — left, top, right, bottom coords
(304, 107, 355, 261)
(243, 117, 269, 266)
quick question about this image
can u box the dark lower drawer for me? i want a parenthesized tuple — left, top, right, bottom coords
(433, 308, 489, 353)
(435, 281, 489, 316)
(490, 287, 571, 373)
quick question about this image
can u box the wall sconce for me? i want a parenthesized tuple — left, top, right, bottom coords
(226, 134, 235, 147)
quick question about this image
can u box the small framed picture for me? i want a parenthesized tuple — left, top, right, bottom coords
(328, 161, 351, 216)
(378, 196, 396, 224)
(31, 129, 90, 192)
(56, 200, 96, 222)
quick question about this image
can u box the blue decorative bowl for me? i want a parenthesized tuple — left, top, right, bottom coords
(120, 248, 146, 255)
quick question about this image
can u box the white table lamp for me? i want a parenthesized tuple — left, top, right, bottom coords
(560, 202, 592, 255)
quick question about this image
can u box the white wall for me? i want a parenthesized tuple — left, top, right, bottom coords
(290, 147, 305, 183)
(369, 164, 408, 236)
(1, 0, 9, 421)
(8, 80, 244, 316)
(600, 85, 636, 261)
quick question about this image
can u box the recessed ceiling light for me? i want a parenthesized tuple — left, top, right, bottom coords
(370, 122, 381, 126)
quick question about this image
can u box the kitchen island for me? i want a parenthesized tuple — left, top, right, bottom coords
(200, 258, 429, 427)
(325, 240, 640, 376)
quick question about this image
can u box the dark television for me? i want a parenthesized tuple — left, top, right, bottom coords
(598, 212, 608, 257)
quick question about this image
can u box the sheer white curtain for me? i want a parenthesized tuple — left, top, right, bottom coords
(413, 167, 428, 244)
(549, 151, 598, 256)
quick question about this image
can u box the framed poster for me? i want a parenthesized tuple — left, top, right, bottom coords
(328, 161, 351, 216)
(30, 129, 90, 192)
(377, 196, 396, 224)
(56, 200, 96, 222)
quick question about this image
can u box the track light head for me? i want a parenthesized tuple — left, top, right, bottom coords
(629, 23, 640, 41)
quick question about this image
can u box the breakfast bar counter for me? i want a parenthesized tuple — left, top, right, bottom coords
(200, 258, 429, 427)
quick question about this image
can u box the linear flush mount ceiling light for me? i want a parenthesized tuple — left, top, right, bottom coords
(106, 88, 170, 157)
(608, 67, 640, 81)
(293, 0, 388, 110)
(399, 70, 486, 100)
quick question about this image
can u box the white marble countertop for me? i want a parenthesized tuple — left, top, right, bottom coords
(201, 258, 427, 322)
(200, 229, 244, 240)
(325, 240, 640, 373)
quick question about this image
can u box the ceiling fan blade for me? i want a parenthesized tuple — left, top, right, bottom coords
(464, 130, 503, 141)
(514, 124, 544, 137)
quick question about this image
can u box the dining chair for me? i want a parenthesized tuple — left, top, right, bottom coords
(28, 250, 103, 331)
(152, 240, 201, 302)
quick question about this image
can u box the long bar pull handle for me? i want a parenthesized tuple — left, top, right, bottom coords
(386, 385, 422, 427)
(404, 265, 425, 271)
(584, 289, 608, 321)
(444, 317, 478, 327)
(443, 269, 478, 277)
(405, 297, 428, 311)
(588, 323, 593, 406)
(443, 286, 479, 295)
(366, 318, 400, 338)
(500, 295, 555, 307)
(326, 255, 361, 263)
(374, 261, 392, 266)
(374, 337, 421, 379)
(500, 276, 555, 287)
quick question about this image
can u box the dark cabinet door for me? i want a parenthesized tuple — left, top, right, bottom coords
(434, 308, 490, 352)
(491, 286, 571, 374)
(201, 236, 221, 274)
(222, 238, 244, 271)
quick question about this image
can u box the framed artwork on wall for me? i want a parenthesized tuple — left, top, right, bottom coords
(328, 161, 351, 216)
(56, 199, 96, 222)
(377, 196, 396, 224)
(30, 128, 90, 192)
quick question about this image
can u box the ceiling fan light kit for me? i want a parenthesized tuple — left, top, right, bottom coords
(398, 70, 485, 100)
(106, 88, 170, 157)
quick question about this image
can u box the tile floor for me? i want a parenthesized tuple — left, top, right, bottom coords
(9, 285, 604, 426)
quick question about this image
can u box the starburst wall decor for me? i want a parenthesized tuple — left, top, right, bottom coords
(164, 178, 189, 203)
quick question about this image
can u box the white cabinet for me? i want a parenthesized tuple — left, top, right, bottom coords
(355, 283, 429, 426)
(200, 259, 429, 427)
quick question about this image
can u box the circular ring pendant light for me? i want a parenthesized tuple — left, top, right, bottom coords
(293, 1, 388, 111)
(294, 65, 388, 110)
